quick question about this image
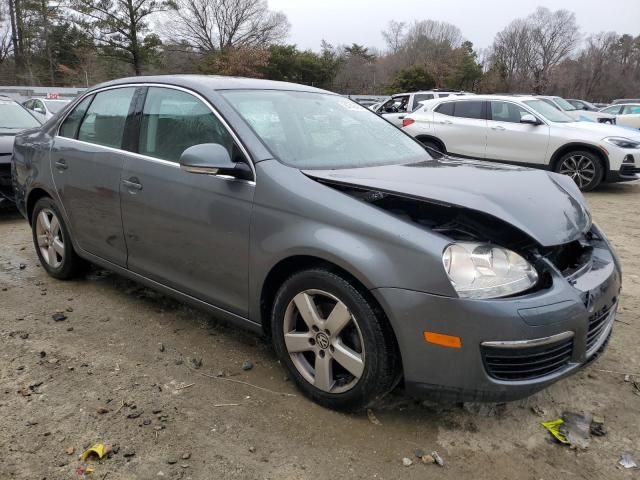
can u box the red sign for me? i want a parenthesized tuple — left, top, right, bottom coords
(46, 92, 60, 99)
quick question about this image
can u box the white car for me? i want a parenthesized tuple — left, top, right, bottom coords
(599, 104, 640, 130)
(376, 90, 471, 127)
(402, 94, 640, 191)
(22, 98, 70, 121)
(537, 96, 615, 124)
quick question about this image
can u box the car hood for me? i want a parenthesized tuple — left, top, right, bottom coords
(560, 120, 640, 140)
(566, 110, 614, 121)
(304, 158, 590, 247)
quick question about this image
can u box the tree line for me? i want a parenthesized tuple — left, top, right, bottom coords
(0, 0, 638, 101)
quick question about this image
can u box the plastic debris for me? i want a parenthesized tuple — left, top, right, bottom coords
(81, 443, 108, 461)
(619, 452, 638, 469)
(366, 409, 382, 426)
(561, 412, 592, 449)
(541, 418, 569, 444)
(431, 451, 444, 467)
(590, 416, 606, 437)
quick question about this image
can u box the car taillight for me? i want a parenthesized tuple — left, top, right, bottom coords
(402, 118, 415, 128)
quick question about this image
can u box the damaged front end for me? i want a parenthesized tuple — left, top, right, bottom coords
(319, 180, 601, 300)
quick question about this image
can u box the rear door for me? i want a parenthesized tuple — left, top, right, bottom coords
(119, 86, 255, 316)
(51, 87, 137, 266)
(485, 101, 550, 165)
(433, 100, 488, 158)
(380, 95, 410, 127)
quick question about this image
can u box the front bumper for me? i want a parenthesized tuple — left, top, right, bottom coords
(373, 237, 621, 403)
(607, 151, 640, 182)
(0, 162, 14, 206)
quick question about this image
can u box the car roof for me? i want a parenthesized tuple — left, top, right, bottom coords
(93, 75, 334, 95)
(424, 94, 539, 102)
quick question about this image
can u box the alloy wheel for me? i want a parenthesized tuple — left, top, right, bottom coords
(283, 289, 365, 394)
(559, 155, 596, 189)
(35, 208, 65, 268)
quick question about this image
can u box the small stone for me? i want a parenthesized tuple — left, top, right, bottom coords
(181, 452, 191, 460)
(159, 343, 165, 352)
(66, 447, 75, 455)
(181, 464, 190, 469)
(127, 410, 143, 419)
(215, 370, 225, 378)
(590, 416, 607, 436)
(19, 263, 26, 270)
(248, 446, 256, 453)
(66, 307, 74, 313)
(48, 358, 59, 364)
(624, 374, 631, 382)
(43, 431, 51, 436)
(97, 406, 110, 414)
(123, 449, 135, 458)
(143, 419, 152, 425)
(112, 444, 120, 454)
(421, 454, 435, 464)
(167, 458, 178, 465)
(242, 360, 254, 371)
(66, 327, 74, 332)
(402, 457, 413, 467)
(152, 409, 163, 414)
(154, 425, 164, 431)
(19, 333, 29, 339)
(39, 351, 46, 358)
(51, 313, 67, 322)
(189, 357, 202, 369)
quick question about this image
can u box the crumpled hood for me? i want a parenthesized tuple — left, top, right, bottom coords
(304, 158, 591, 247)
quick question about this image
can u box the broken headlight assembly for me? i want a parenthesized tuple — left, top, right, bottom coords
(442, 243, 539, 299)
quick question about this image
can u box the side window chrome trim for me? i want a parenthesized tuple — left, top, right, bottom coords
(54, 83, 257, 183)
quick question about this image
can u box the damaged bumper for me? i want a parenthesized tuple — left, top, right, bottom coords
(372, 234, 621, 403)
(0, 162, 14, 207)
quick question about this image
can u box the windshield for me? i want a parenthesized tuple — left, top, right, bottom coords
(553, 97, 577, 111)
(221, 90, 429, 169)
(0, 101, 42, 129)
(524, 100, 574, 123)
(44, 100, 68, 113)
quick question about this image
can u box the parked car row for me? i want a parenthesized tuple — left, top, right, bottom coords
(400, 94, 640, 191)
(10, 76, 622, 410)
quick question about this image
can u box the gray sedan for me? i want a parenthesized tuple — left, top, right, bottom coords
(12, 76, 621, 410)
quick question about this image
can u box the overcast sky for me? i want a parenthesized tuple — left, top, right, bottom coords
(268, 0, 640, 52)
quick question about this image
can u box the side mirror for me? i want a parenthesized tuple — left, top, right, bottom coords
(520, 114, 540, 125)
(34, 107, 45, 114)
(179, 143, 251, 180)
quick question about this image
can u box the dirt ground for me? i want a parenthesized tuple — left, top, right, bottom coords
(1, 182, 639, 480)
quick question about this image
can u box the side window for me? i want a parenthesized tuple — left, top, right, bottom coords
(438, 93, 450, 98)
(138, 87, 238, 163)
(454, 101, 485, 120)
(490, 101, 531, 123)
(59, 95, 93, 139)
(78, 88, 136, 149)
(622, 105, 640, 115)
(413, 94, 434, 111)
(435, 102, 454, 116)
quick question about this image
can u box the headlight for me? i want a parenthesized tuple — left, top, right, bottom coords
(603, 137, 640, 149)
(442, 242, 538, 299)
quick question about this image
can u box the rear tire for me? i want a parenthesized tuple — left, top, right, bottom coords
(31, 197, 87, 279)
(271, 268, 400, 411)
(554, 150, 604, 191)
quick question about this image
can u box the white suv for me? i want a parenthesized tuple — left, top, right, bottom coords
(402, 95, 640, 191)
(376, 90, 470, 127)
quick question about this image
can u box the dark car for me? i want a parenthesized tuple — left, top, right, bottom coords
(0, 96, 42, 207)
(12, 76, 621, 410)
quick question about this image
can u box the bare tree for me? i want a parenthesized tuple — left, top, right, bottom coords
(0, 1, 13, 65)
(527, 7, 580, 93)
(381, 20, 405, 54)
(490, 18, 534, 91)
(171, 0, 289, 53)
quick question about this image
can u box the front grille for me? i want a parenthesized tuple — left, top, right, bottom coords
(482, 337, 573, 381)
(586, 304, 615, 354)
(620, 164, 640, 176)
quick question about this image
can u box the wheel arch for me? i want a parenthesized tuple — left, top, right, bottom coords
(549, 143, 610, 174)
(415, 134, 447, 153)
(26, 187, 53, 224)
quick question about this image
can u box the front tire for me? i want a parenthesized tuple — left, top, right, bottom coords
(555, 150, 604, 191)
(271, 269, 400, 411)
(31, 197, 86, 279)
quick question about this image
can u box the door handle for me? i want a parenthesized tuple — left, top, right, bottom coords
(122, 178, 143, 191)
(398, 116, 405, 119)
(54, 159, 68, 171)
(440, 120, 453, 125)
(491, 125, 506, 131)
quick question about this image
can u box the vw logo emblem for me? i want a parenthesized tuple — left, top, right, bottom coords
(316, 332, 330, 350)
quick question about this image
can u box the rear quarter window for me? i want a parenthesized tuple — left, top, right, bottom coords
(435, 102, 454, 116)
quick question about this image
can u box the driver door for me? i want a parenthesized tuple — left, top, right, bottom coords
(120, 86, 255, 317)
(380, 95, 410, 127)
